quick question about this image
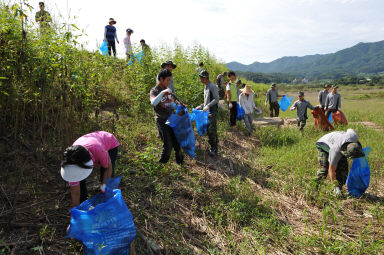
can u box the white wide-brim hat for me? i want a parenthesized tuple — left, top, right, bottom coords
(61, 160, 93, 182)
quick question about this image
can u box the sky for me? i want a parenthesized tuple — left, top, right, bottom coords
(24, 0, 384, 64)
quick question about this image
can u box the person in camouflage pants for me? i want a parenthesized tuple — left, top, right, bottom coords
(314, 129, 365, 195)
(317, 148, 349, 187)
(197, 70, 219, 157)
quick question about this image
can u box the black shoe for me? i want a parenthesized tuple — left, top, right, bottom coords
(176, 153, 184, 165)
(208, 150, 217, 157)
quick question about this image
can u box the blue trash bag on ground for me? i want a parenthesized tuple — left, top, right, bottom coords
(191, 109, 209, 136)
(278, 95, 293, 112)
(237, 103, 245, 120)
(127, 51, 144, 66)
(67, 177, 136, 255)
(346, 147, 371, 198)
(99, 41, 108, 56)
(166, 106, 196, 158)
(328, 112, 333, 123)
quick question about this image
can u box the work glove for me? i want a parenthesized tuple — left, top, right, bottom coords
(229, 103, 233, 109)
(195, 106, 202, 110)
(100, 184, 106, 194)
(162, 88, 172, 95)
(203, 106, 209, 112)
(264, 103, 267, 107)
(333, 186, 341, 196)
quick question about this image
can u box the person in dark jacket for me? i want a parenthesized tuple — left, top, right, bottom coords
(104, 18, 119, 56)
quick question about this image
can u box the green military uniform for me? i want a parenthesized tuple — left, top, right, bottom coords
(35, 10, 52, 30)
(315, 130, 364, 188)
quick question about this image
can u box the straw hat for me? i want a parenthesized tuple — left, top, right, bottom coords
(240, 85, 254, 94)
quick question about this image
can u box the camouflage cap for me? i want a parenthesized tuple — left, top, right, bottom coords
(236, 79, 242, 85)
(324, 84, 331, 88)
(298, 91, 304, 96)
(199, 70, 209, 78)
(341, 142, 365, 158)
(332, 85, 339, 89)
(271, 83, 276, 87)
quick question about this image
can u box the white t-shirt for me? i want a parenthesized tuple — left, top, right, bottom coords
(317, 129, 358, 165)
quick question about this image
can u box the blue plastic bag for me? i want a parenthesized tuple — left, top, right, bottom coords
(237, 103, 245, 120)
(346, 147, 371, 198)
(166, 106, 196, 158)
(67, 177, 136, 255)
(99, 41, 108, 56)
(127, 51, 144, 66)
(191, 109, 209, 136)
(328, 113, 333, 123)
(278, 95, 293, 112)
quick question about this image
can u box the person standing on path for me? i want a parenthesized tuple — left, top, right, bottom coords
(60, 131, 120, 208)
(325, 85, 341, 118)
(150, 69, 184, 164)
(226, 71, 238, 127)
(196, 70, 219, 157)
(290, 91, 316, 131)
(314, 129, 364, 196)
(265, 83, 283, 117)
(318, 84, 330, 112)
(239, 85, 258, 135)
(35, 2, 52, 31)
(123, 28, 133, 61)
(104, 18, 119, 57)
(160, 61, 177, 93)
(216, 71, 228, 100)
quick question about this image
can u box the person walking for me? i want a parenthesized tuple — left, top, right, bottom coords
(225, 71, 238, 127)
(35, 2, 52, 31)
(150, 69, 184, 164)
(124, 28, 133, 61)
(325, 85, 341, 118)
(160, 61, 177, 93)
(60, 131, 120, 208)
(239, 85, 258, 135)
(216, 71, 228, 100)
(196, 70, 219, 156)
(104, 18, 119, 57)
(318, 84, 330, 112)
(290, 91, 316, 131)
(265, 83, 283, 117)
(314, 129, 365, 196)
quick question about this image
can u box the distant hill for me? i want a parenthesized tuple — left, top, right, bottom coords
(227, 41, 384, 79)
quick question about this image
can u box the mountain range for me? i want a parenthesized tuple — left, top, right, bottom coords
(227, 40, 384, 80)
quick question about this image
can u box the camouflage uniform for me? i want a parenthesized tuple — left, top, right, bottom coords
(207, 111, 218, 153)
(316, 148, 348, 187)
(316, 141, 364, 188)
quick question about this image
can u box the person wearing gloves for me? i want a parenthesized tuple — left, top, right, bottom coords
(290, 91, 316, 131)
(265, 83, 284, 117)
(150, 69, 184, 164)
(104, 18, 119, 57)
(225, 71, 238, 127)
(325, 85, 341, 118)
(315, 129, 365, 196)
(318, 84, 330, 112)
(158, 61, 177, 93)
(239, 85, 258, 135)
(196, 70, 219, 156)
(123, 28, 133, 60)
(60, 131, 119, 208)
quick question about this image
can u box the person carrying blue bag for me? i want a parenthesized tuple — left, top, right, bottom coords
(195, 70, 219, 157)
(150, 69, 184, 164)
(314, 129, 365, 196)
(60, 131, 120, 208)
